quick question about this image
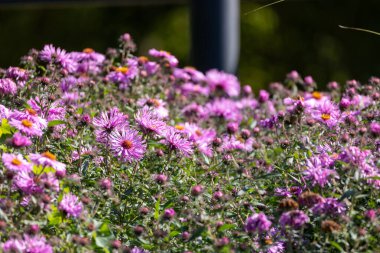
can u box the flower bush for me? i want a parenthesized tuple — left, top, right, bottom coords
(0, 33, 379, 253)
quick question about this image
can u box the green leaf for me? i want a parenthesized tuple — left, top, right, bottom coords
(169, 231, 180, 237)
(98, 222, 111, 235)
(0, 118, 13, 138)
(154, 199, 160, 220)
(32, 165, 56, 175)
(95, 236, 112, 248)
(329, 241, 345, 252)
(48, 205, 63, 225)
(217, 224, 236, 232)
(48, 120, 66, 127)
(76, 107, 83, 115)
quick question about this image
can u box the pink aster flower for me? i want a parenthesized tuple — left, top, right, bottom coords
(203, 98, 242, 123)
(162, 127, 193, 157)
(0, 104, 11, 119)
(303, 157, 338, 187)
(2, 153, 32, 172)
(0, 78, 17, 95)
(6, 67, 29, 87)
(2, 238, 26, 252)
(60, 76, 77, 92)
(107, 58, 138, 89)
(23, 234, 53, 253)
(137, 98, 169, 119)
(109, 128, 147, 162)
(29, 151, 66, 173)
(135, 107, 167, 135)
(13, 170, 42, 194)
(10, 132, 32, 147)
(9, 118, 43, 137)
(59, 193, 83, 218)
(245, 213, 272, 233)
(39, 44, 77, 72)
(219, 134, 253, 152)
(206, 69, 240, 97)
(68, 48, 105, 74)
(312, 197, 346, 215)
(149, 48, 178, 67)
(310, 100, 341, 128)
(279, 210, 309, 229)
(93, 107, 128, 143)
(370, 122, 380, 135)
(10, 109, 47, 129)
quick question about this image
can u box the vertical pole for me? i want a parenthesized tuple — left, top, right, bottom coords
(190, 0, 240, 74)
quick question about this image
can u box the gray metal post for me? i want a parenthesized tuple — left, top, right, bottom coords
(190, 0, 240, 74)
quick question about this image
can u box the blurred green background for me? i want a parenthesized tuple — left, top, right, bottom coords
(0, 0, 379, 90)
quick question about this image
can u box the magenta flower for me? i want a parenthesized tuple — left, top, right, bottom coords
(135, 107, 167, 135)
(310, 100, 341, 128)
(245, 213, 272, 233)
(130, 247, 150, 253)
(68, 48, 105, 75)
(107, 59, 138, 89)
(203, 98, 242, 123)
(2, 153, 32, 172)
(258, 90, 270, 103)
(29, 151, 66, 173)
(0, 78, 17, 95)
(59, 193, 83, 218)
(205, 69, 240, 97)
(279, 210, 309, 229)
(109, 128, 146, 162)
(312, 198, 346, 216)
(2, 238, 26, 252)
(149, 48, 178, 67)
(2, 235, 53, 253)
(303, 157, 338, 187)
(137, 98, 169, 119)
(6, 67, 29, 87)
(23, 235, 53, 253)
(163, 208, 176, 219)
(93, 108, 128, 143)
(10, 132, 32, 147)
(10, 109, 47, 130)
(162, 127, 193, 157)
(370, 122, 380, 135)
(9, 118, 43, 137)
(39, 44, 77, 72)
(13, 170, 42, 194)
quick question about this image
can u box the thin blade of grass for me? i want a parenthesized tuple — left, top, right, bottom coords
(244, 0, 285, 16)
(339, 25, 380, 36)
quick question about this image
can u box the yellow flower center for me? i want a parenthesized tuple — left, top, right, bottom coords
(321, 113, 331, 121)
(42, 151, 56, 161)
(21, 119, 33, 128)
(11, 158, 22, 166)
(121, 140, 133, 149)
(175, 125, 185, 131)
(138, 56, 149, 63)
(115, 67, 129, 74)
(195, 129, 202, 136)
(83, 48, 94, 54)
(312, 91, 323, 100)
(265, 238, 273, 245)
(26, 108, 37, 116)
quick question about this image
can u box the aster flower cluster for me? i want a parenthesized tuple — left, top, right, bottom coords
(0, 33, 379, 252)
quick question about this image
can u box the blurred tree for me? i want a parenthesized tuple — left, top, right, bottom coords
(0, 0, 379, 90)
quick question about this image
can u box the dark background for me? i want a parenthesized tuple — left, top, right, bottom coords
(0, 0, 379, 90)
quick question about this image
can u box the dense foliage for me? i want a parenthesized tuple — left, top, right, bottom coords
(0, 34, 379, 253)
